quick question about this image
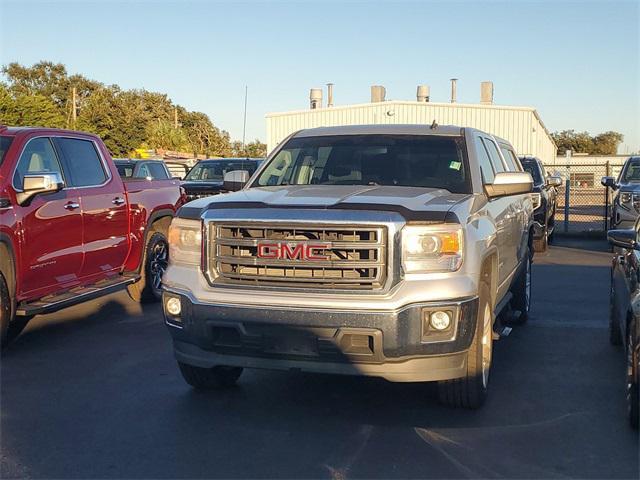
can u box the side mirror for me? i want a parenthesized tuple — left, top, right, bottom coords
(547, 176, 563, 188)
(608, 228, 637, 249)
(17, 172, 64, 205)
(601, 176, 618, 189)
(485, 172, 533, 198)
(223, 170, 250, 192)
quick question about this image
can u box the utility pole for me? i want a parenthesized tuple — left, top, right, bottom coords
(72, 87, 77, 127)
(174, 107, 178, 129)
(242, 85, 248, 151)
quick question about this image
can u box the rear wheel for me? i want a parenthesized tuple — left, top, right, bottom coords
(438, 284, 493, 409)
(127, 232, 169, 303)
(626, 322, 639, 429)
(178, 362, 243, 390)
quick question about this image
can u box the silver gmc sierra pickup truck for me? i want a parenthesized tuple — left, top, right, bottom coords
(162, 124, 534, 408)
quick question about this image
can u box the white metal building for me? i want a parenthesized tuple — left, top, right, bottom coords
(266, 92, 557, 162)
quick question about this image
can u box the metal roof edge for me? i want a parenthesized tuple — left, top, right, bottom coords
(265, 100, 538, 118)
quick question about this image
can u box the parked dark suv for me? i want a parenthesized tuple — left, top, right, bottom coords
(182, 158, 262, 201)
(602, 156, 640, 230)
(607, 223, 640, 429)
(520, 156, 562, 252)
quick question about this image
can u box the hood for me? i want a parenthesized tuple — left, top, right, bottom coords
(179, 185, 470, 222)
(618, 182, 640, 192)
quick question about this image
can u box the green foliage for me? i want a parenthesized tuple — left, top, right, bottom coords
(231, 139, 267, 157)
(0, 84, 66, 128)
(552, 129, 624, 155)
(1, 61, 241, 157)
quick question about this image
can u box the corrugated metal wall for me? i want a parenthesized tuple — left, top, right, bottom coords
(266, 101, 557, 162)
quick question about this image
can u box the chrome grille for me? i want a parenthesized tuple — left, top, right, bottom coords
(209, 224, 387, 290)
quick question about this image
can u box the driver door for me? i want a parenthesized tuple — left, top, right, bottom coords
(13, 136, 83, 297)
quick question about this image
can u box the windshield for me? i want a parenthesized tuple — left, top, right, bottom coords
(116, 164, 134, 178)
(253, 134, 470, 193)
(622, 159, 640, 183)
(0, 136, 14, 167)
(185, 160, 259, 182)
(522, 161, 543, 184)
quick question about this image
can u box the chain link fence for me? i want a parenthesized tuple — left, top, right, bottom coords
(546, 162, 622, 235)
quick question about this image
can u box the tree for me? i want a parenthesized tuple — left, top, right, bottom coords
(1, 61, 265, 157)
(0, 84, 65, 128)
(551, 129, 624, 155)
(592, 131, 624, 155)
(146, 120, 189, 151)
(231, 139, 267, 157)
(180, 110, 232, 157)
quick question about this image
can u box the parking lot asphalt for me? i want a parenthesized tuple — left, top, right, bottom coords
(1, 238, 639, 479)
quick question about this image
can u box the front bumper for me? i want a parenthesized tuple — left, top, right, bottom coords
(163, 290, 478, 382)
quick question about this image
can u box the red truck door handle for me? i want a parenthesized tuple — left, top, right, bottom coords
(64, 202, 80, 210)
(112, 197, 126, 206)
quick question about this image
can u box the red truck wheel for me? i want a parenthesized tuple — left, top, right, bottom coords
(127, 232, 169, 303)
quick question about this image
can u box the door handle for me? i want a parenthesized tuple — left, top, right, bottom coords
(112, 197, 126, 206)
(64, 202, 80, 210)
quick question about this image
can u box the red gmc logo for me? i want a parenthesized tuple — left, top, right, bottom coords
(257, 242, 331, 261)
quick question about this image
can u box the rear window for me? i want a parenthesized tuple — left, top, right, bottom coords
(253, 135, 470, 194)
(116, 164, 134, 178)
(0, 136, 13, 167)
(185, 160, 259, 181)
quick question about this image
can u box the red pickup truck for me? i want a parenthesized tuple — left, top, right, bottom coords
(0, 126, 185, 345)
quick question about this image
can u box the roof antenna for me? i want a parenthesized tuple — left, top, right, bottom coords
(430, 119, 438, 129)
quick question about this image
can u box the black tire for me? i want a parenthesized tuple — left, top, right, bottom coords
(127, 232, 169, 303)
(438, 284, 493, 409)
(510, 245, 532, 324)
(178, 362, 243, 390)
(626, 322, 639, 429)
(609, 280, 622, 346)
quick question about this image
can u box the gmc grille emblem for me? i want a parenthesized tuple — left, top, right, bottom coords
(257, 242, 331, 261)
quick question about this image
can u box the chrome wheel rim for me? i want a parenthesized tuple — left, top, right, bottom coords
(481, 302, 493, 388)
(149, 241, 168, 291)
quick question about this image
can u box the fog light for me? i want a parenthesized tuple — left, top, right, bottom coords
(166, 297, 182, 316)
(430, 310, 451, 330)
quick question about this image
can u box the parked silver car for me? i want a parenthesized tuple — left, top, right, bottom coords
(162, 124, 534, 408)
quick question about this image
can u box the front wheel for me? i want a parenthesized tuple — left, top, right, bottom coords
(127, 232, 169, 303)
(178, 362, 243, 390)
(438, 284, 493, 409)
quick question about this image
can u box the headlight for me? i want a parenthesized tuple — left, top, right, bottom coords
(168, 218, 202, 266)
(620, 192, 632, 204)
(401, 224, 463, 274)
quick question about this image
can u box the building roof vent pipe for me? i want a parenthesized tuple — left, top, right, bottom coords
(416, 85, 430, 102)
(371, 85, 386, 103)
(326, 83, 334, 107)
(480, 81, 494, 104)
(309, 88, 323, 109)
(450, 78, 458, 103)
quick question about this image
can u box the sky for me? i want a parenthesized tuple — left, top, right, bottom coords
(1, 0, 638, 153)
